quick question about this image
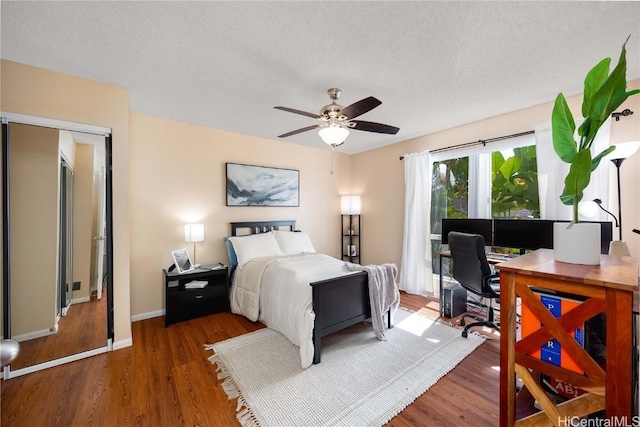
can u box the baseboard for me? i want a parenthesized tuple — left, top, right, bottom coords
(12, 327, 57, 343)
(5, 346, 109, 379)
(72, 296, 91, 304)
(131, 309, 164, 322)
(112, 338, 133, 351)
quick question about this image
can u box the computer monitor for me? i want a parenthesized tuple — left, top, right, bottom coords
(493, 219, 555, 252)
(493, 219, 613, 254)
(441, 218, 493, 245)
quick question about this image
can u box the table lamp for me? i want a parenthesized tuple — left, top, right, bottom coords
(184, 223, 205, 265)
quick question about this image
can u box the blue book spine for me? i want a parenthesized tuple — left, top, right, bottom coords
(541, 342, 561, 366)
(540, 295, 563, 366)
(538, 294, 585, 369)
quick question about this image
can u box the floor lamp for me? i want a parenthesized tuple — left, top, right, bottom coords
(603, 140, 640, 255)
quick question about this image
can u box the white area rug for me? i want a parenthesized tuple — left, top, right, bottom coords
(206, 309, 485, 427)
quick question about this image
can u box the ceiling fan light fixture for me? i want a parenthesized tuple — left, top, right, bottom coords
(319, 126, 349, 146)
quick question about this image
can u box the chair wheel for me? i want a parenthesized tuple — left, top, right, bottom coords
(460, 319, 466, 326)
(462, 330, 468, 338)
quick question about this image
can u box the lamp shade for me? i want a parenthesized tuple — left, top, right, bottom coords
(603, 140, 640, 160)
(184, 224, 205, 242)
(578, 200, 598, 218)
(319, 126, 349, 146)
(341, 196, 361, 215)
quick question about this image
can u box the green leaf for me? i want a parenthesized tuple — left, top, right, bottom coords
(591, 145, 616, 171)
(552, 93, 577, 163)
(586, 41, 634, 145)
(559, 191, 583, 206)
(563, 149, 592, 201)
(491, 151, 504, 174)
(582, 57, 611, 117)
(499, 156, 521, 180)
(578, 118, 591, 138)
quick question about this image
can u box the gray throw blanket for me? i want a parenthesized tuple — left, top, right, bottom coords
(346, 262, 400, 340)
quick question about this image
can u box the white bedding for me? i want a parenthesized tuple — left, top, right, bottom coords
(230, 253, 357, 368)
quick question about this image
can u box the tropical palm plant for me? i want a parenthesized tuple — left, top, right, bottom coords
(552, 38, 639, 223)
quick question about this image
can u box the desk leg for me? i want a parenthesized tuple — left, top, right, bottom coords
(439, 255, 444, 317)
(605, 289, 633, 421)
(499, 271, 516, 427)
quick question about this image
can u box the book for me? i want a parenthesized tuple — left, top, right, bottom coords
(199, 263, 226, 271)
(521, 291, 585, 374)
(185, 280, 208, 289)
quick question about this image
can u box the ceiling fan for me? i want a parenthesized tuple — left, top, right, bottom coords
(274, 88, 400, 147)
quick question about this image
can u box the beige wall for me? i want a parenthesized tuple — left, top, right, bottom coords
(1, 59, 132, 344)
(2, 58, 637, 335)
(129, 113, 352, 316)
(72, 143, 95, 301)
(9, 124, 60, 337)
(352, 79, 640, 276)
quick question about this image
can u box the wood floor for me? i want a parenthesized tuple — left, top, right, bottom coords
(1, 293, 502, 426)
(10, 291, 108, 370)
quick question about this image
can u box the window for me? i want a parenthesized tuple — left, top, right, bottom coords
(431, 136, 539, 275)
(491, 146, 540, 219)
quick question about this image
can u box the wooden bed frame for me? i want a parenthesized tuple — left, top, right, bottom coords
(230, 220, 390, 364)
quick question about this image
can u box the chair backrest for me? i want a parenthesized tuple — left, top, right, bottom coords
(448, 231, 492, 295)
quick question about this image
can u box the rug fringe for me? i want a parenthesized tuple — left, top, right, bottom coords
(207, 350, 262, 427)
(237, 403, 260, 427)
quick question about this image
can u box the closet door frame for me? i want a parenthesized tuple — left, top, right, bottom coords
(1, 112, 114, 378)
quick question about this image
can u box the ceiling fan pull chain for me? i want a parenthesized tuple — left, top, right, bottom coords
(330, 144, 335, 174)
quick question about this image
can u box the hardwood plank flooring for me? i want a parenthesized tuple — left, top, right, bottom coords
(10, 290, 108, 370)
(1, 293, 502, 426)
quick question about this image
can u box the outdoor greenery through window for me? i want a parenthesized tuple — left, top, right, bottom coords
(431, 144, 540, 275)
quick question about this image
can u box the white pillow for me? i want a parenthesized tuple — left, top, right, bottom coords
(274, 230, 316, 255)
(228, 232, 284, 267)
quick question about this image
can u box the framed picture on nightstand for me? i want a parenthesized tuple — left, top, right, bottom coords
(171, 249, 194, 273)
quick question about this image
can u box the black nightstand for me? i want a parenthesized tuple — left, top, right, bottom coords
(163, 265, 229, 326)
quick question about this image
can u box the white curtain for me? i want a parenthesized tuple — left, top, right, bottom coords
(399, 151, 433, 295)
(535, 119, 611, 221)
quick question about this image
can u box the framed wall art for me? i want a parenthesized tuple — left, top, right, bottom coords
(226, 163, 299, 207)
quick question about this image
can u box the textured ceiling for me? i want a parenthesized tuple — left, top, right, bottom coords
(2, 1, 639, 154)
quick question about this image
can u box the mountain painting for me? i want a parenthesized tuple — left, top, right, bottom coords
(226, 163, 299, 207)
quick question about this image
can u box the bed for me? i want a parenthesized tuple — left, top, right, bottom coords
(227, 220, 392, 368)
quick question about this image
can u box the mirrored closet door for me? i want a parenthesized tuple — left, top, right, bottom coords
(2, 114, 113, 377)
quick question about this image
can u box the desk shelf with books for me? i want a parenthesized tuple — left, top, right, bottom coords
(163, 264, 229, 326)
(497, 249, 638, 426)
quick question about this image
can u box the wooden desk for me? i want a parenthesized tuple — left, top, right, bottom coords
(498, 249, 638, 426)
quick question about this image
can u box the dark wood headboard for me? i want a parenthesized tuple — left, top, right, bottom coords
(230, 220, 296, 236)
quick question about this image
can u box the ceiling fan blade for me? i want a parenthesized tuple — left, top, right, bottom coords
(278, 124, 321, 138)
(340, 96, 381, 120)
(274, 106, 321, 119)
(350, 120, 400, 135)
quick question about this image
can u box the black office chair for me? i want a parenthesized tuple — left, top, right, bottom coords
(448, 231, 500, 338)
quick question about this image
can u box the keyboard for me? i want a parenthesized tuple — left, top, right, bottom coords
(486, 252, 518, 261)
